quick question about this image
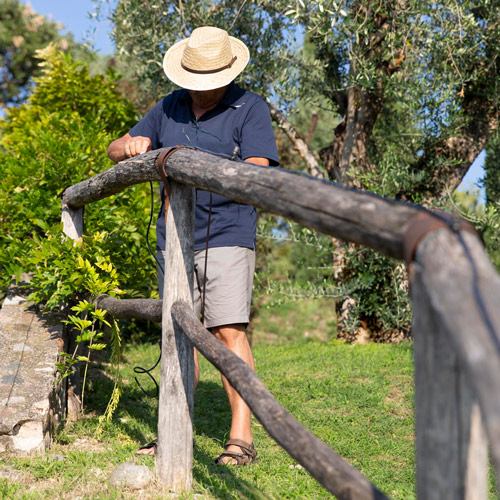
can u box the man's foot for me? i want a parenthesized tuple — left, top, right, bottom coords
(135, 440, 156, 456)
(214, 439, 258, 466)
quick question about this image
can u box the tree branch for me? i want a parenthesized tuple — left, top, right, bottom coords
(268, 101, 325, 179)
(415, 102, 499, 200)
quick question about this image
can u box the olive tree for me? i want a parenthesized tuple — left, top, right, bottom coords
(105, 0, 500, 341)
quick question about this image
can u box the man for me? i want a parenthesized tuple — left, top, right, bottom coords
(107, 26, 279, 465)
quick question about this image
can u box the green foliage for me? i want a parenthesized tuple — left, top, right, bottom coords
(0, 46, 146, 297)
(105, 0, 300, 108)
(337, 246, 411, 338)
(30, 45, 136, 133)
(485, 132, 500, 207)
(256, 215, 412, 338)
(0, 48, 157, 415)
(449, 189, 500, 271)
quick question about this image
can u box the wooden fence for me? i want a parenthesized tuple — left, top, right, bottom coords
(61, 147, 500, 499)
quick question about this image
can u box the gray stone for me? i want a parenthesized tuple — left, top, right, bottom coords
(0, 275, 67, 455)
(1, 396, 25, 405)
(3, 295, 25, 306)
(109, 462, 154, 490)
(6, 362, 22, 371)
(11, 420, 44, 454)
(34, 367, 54, 373)
(1, 375, 24, 385)
(12, 343, 32, 352)
(0, 467, 23, 481)
(32, 399, 50, 415)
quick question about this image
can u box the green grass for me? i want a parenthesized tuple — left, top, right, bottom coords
(250, 297, 337, 344)
(0, 299, 497, 499)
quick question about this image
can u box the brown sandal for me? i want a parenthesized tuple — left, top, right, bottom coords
(214, 439, 258, 465)
(135, 440, 157, 456)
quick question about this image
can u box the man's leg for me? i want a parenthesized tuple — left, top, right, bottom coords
(212, 323, 255, 465)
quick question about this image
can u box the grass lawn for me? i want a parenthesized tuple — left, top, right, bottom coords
(0, 299, 495, 499)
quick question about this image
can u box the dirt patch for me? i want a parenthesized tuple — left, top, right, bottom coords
(384, 386, 412, 418)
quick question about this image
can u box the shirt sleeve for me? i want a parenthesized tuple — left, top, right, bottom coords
(239, 98, 279, 166)
(128, 100, 163, 150)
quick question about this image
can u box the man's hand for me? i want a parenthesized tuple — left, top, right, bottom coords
(107, 133, 152, 163)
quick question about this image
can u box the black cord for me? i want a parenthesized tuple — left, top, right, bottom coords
(147, 181, 164, 275)
(133, 341, 161, 398)
(133, 182, 163, 398)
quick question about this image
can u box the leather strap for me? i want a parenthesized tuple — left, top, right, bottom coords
(224, 439, 254, 453)
(155, 146, 195, 219)
(403, 211, 481, 266)
(181, 56, 237, 74)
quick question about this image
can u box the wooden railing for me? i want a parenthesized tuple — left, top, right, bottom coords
(61, 147, 500, 499)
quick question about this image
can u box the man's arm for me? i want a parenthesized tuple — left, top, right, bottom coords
(244, 157, 269, 166)
(107, 133, 152, 163)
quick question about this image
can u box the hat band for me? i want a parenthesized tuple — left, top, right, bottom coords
(181, 56, 237, 74)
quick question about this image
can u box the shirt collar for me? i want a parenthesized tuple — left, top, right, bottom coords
(220, 82, 246, 108)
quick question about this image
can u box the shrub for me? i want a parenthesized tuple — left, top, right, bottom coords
(0, 46, 158, 416)
(0, 45, 157, 303)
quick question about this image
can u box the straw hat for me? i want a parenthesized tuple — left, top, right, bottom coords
(163, 26, 250, 91)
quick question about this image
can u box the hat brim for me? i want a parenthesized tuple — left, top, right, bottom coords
(163, 36, 249, 91)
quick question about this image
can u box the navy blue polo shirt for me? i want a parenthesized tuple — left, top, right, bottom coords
(129, 82, 279, 251)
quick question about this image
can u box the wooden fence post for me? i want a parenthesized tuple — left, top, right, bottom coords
(61, 200, 83, 240)
(60, 198, 84, 419)
(156, 181, 195, 492)
(410, 231, 488, 500)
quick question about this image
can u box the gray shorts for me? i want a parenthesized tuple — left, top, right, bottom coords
(157, 246, 255, 329)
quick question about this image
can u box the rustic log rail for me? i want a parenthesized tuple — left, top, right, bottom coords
(60, 147, 500, 498)
(62, 148, 417, 258)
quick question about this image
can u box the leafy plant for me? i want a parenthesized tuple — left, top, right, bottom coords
(0, 47, 156, 417)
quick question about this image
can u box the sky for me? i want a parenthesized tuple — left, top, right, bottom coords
(22, 0, 115, 54)
(20, 1, 487, 201)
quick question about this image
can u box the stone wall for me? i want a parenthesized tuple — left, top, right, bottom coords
(0, 277, 70, 455)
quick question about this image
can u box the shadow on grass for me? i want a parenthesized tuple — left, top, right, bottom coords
(193, 380, 232, 443)
(86, 363, 267, 498)
(194, 381, 269, 499)
(193, 445, 270, 500)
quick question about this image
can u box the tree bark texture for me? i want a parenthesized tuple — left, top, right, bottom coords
(62, 147, 423, 260)
(318, 9, 396, 185)
(171, 300, 389, 500)
(268, 102, 324, 179)
(410, 228, 500, 488)
(411, 259, 488, 499)
(156, 181, 195, 492)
